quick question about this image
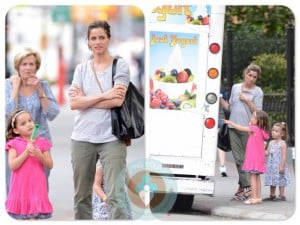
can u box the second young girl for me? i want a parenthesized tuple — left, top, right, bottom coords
(264, 122, 291, 201)
(5, 109, 53, 219)
(224, 110, 269, 205)
(92, 161, 133, 220)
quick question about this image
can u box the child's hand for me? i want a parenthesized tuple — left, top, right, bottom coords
(102, 195, 108, 203)
(26, 142, 35, 156)
(27, 142, 42, 157)
(279, 167, 284, 174)
(264, 150, 269, 156)
(223, 119, 229, 124)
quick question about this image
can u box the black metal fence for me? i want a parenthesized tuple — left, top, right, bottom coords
(263, 93, 287, 125)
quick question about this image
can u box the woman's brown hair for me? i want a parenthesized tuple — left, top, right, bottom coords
(86, 20, 111, 40)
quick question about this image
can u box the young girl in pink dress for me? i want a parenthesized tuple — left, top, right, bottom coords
(5, 109, 53, 219)
(224, 110, 269, 205)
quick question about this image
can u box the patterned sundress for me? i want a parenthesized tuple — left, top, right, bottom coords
(264, 140, 291, 186)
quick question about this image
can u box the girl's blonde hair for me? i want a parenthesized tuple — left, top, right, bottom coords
(273, 122, 289, 141)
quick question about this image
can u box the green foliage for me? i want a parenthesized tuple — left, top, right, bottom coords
(222, 5, 294, 82)
(252, 53, 287, 93)
(222, 37, 285, 84)
(268, 112, 287, 129)
(253, 54, 287, 127)
(225, 6, 294, 38)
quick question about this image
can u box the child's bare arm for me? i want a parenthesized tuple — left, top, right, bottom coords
(264, 141, 270, 156)
(223, 119, 250, 133)
(40, 151, 53, 169)
(8, 147, 29, 170)
(93, 166, 108, 203)
(279, 142, 287, 173)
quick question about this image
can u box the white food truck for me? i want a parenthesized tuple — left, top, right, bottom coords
(146, 5, 225, 211)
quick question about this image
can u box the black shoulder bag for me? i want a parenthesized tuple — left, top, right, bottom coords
(111, 57, 144, 141)
(217, 108, 231, 152)
(217, 123, 231, 152)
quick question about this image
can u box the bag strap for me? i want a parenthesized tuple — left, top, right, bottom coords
(92, 57, 119, 92)
(111, 57, 119, 85)
(91, 61, 104, 93)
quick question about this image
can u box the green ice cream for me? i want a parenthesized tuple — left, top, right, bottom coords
(30, 124, 40, 142)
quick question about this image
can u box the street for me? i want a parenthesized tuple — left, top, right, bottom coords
(47, 104, 295, 221)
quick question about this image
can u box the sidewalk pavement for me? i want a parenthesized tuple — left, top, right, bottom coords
(192, 161, 296, 221)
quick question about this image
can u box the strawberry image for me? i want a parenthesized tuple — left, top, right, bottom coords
(150, 97, 162, 108)
(202, 16, 209, 25)
(154, 69, 161, 75)
(176, 70, 189, 83)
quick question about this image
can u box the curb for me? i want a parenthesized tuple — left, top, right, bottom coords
(208, 206, 287, 220)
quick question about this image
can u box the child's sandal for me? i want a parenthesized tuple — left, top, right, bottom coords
(277, 196, 286, 201)
(244, 198, 262, 205)
(263, 195, 276, 201)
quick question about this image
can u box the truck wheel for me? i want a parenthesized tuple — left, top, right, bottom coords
(171, 194, 194, 211)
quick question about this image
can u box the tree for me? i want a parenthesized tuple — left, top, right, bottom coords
(222, 6, 294, 84)
(225, 5, 294, 38)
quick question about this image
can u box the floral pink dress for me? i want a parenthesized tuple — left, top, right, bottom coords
(5, 136, 53, 219)
(242, 125, 270, 174)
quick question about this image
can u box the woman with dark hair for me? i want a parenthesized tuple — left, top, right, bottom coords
(69, 20, 131, 220)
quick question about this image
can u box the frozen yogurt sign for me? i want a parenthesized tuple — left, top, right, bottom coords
(150, 33, 198, 48)
(149, 31, 199, 110)
(152, 5, 192, 21)
(151, 5, 211, 25)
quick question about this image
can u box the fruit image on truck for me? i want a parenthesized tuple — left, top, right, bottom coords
(146, 5, 225, 212)
(149, 32, 198, 110)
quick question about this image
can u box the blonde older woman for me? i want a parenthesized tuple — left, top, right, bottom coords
(5, 47, 60, 193)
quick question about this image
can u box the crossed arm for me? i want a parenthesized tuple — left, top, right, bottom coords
(69, 84, 127, 110)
